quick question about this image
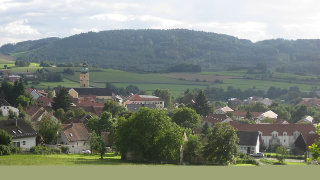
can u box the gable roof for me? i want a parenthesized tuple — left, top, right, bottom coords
(61, 123, 89, 142)
(237, 131, 259, 146)
(72, 88, 112, 96)
(299, 98, 320, 107)
(74, 100, 104, 107)
(230, 111, 263, 117)
(230, 122, 316, 135)
(70, 106, 103, 117)
(0, 99, 11, 107)
(0, 119, 38, 139)
(128, 94, 162, 101)
(202, 114, 232, 126)
(35, 97, 53, 106)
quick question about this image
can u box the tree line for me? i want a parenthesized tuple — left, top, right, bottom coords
(2, 29, 320, 74)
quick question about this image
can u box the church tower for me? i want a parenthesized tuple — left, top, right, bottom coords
(80, 61, 89, 88)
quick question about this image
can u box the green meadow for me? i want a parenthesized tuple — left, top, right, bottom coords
(0, 57, 318, 97)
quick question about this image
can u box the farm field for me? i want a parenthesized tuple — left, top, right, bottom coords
(211, 78, 314, 91)
(199, 70, 318, 80)
(158, 73, 232, 82)
(27, 78, 80, 89)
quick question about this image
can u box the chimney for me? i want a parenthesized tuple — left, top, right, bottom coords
(14, 117, 17, 126)
(70, 122, 73, 128)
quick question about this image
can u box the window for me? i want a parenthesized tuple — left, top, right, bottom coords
(283, 132, 287, 136)
(13, 142, 16, 147)
(70, 133, 73, 137)
(23, 141, 26, 146)
(18, 130, 22, 134)
(284, 139, 286, 142)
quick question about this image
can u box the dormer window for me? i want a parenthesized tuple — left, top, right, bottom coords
(12, 130, 16, 134)
(70, 133, 73, 137)
(18, 130, 22, 134)
(283, 132, 287, 136)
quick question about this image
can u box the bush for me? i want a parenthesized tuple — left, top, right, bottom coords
(0, 145, 11, 156)
(50, 148, 61, 154)
(236, 152, 259, 165)
(10, 146, 22, 154)
(60, 146, 69, 154)
(30, 145, 48, 154)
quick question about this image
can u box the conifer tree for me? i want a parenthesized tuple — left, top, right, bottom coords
(52, 87, 72, 111)
(193, 90, 211, 116)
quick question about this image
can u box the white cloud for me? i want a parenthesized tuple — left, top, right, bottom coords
(0, 19, 40, 36)
(1, 0, 320, 45)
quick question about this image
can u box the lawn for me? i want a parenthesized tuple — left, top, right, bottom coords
(259, 158, 306, 165)
(0, 153, 133, 166)
(27, 79, 80, 89)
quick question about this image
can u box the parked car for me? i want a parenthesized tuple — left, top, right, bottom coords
(250, 152, 264, 157)
(82, 150, 91, 154)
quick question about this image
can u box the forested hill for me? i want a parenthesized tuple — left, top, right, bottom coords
(1, 29, 320, 73)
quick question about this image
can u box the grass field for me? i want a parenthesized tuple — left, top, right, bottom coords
(0, 153, 130, 166)
(0, 56, 317, 96)
(211, 78, 314, 91)
(259, 158, 305, 165)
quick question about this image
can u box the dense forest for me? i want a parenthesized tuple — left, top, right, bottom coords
(1, 29, 320, 73)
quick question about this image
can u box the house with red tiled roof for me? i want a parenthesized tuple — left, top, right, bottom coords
(57, 122, 90, 154)
(125, 94, 164, 110)
(74, 100, 104, 107)
(35, 97, 53, 107)
(299, 98, 320, 107)
(294, 133, 320, 162)
(202, 114, 233, 127)
(230, 110, 278, 124)
(230, 122, 316, 150)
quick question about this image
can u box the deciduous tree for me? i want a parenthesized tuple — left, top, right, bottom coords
(203, 122, 239, 165)
(38, 115, 61, 144)
(172, 107, 202, 129)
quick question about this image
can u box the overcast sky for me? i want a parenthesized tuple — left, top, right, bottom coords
(1, 0, 320, 46)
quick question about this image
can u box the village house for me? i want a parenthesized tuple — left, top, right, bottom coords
(296, 116, 314, 124)
(201, 114, 233, 127)
(237, 131, 260, 154)
(53, 87, 113, 101)
(214, 106, 234, 114)
(0, 118, 38, 149)
(57, 122, 90, 154)
(230, 110, 278, 123)
(0, 99, 19, 117)
(35, 97, 53, 107)
(124, 94, 164, 110)
(230, 122, 316, 152)
(298, 98, 320, 107)
(294, 133, 320, 162)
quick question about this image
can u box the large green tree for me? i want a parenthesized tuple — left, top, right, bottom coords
(172, 107, 202, 129)
(103, 100, 126, 117)
(38, 115, 61, 144)
(308, 124, 320, 164)
(52, 87, 72, 111)
(193, 91, 211, 116)
(115, 108, 184, 162)
(202, 122, 239, 165)
(184, 134, 203, 159)
(154, 89, 173, 108)
(86, 111, 113, 134)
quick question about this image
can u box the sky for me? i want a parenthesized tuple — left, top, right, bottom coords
(1, 0, 320, 46)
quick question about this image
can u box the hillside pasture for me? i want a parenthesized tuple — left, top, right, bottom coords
(0, 53, 16, 61)
(158, 73, 232, 82)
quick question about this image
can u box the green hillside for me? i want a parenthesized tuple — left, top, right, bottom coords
(1, 29, 320, 74)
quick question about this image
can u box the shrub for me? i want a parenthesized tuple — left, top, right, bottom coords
(236, 152, 259, 165)
(60, 146, 69, 154)
(50, 148, 61, 154)
(0, 145, 11, 156)
(10, 146, 21, 154)
(30, 145, 48, 154)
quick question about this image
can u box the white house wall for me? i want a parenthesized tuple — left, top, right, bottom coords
(12, 136, 36, 149)
(1, 106, 19, 117)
